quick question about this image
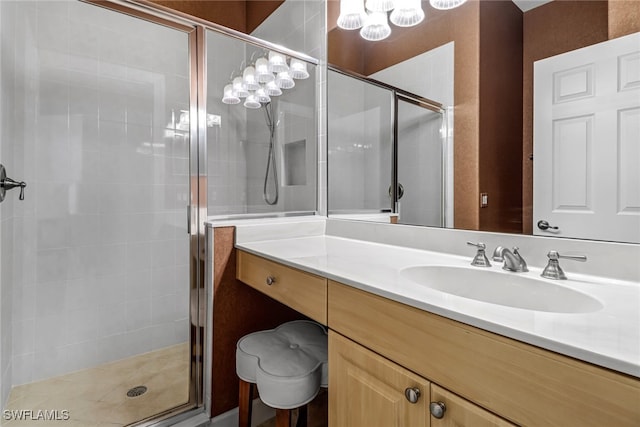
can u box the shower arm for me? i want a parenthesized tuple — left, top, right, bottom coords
(0, 164, 27, 202)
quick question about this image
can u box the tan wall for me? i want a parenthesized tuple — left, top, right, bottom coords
(479, 0, 523, 233)
(609, 0, 640, 39)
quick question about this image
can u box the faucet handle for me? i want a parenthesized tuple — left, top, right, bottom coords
(466, 241, 491, 267)
(547, 250, 587, 262)
(541, 250, 587, 280)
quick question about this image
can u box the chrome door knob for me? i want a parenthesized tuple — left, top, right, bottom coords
(404, 387, 421, 404)
(429, 401, 446, 419)
(266, 276, 276, 286)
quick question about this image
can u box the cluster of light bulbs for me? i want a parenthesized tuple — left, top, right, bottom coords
(222, 51, 309, 108)
(337, 0, 468, 41)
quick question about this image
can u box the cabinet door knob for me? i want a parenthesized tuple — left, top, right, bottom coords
(429, 401, 446, 419)
(404, 387, 421, 404)
(266, 276, 276, 286)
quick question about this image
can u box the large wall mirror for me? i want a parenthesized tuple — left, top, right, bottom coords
(326, 0, 640, 243)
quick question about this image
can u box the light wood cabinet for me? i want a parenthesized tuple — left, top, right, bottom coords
(430, 384, 516, 427)
(329, 331, 517, 427)
(236, 250, 327, 324)
(329, 331, 430, 427)
(235, 254, 640, 426)
(327, 280, 640, 427)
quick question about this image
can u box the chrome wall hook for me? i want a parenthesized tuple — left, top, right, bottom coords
(0, 164, 27, 202)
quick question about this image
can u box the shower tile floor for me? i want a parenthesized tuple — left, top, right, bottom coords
(2, 343, 189, 427)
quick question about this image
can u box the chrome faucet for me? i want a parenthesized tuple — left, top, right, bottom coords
(492, 246, 528, 272)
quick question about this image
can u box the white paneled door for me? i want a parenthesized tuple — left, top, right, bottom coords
(533, 32, 640, 243)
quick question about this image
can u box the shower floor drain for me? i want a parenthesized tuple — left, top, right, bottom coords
(127, 386, 148, 398)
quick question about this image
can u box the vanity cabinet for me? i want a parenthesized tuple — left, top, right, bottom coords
(236, 250, 328, 324)
(235, 253, 640, 426)
(329, 331, 430, 427)
(329, 331, 514, 427)
(328, 280, 640, 427)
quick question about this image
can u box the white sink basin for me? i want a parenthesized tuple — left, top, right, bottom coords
(400, 265, 603, 313)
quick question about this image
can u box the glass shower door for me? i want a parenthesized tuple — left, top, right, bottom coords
(1, 1, 197, 424)
(396, 97, 446, 227)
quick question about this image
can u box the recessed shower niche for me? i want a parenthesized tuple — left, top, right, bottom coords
(284, 139, 307, 186)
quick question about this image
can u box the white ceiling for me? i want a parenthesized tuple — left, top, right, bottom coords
(512, 0, 553, 12)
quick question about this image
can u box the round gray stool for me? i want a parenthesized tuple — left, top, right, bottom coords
(236, 320, 328, 427)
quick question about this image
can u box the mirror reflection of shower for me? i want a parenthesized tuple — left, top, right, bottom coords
(221, 49, 310, 206)
(262, 101, 279, 205)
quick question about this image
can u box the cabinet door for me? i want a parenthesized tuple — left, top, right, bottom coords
(329, 331, 430, 427)
(430, 384, 517, 427)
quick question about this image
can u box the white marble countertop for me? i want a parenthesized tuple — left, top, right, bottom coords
(235, 233, 640, 378)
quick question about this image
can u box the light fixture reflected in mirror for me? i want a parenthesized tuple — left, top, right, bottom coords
(232, 76, 249, 98)
(275, 71, 295, 89)
(429, 0, 468, 10)
(265, 80, 283, 96)
(390, 0, 425, 27)
(244, 93, 261, 109)
(337, 0, 367, 29)
(255, 57, 275, 83)
(268, 50, 289, 72)
(222, 83, 240, 104)
(290, 58, 310, 79)
(222, 52, 309, 108)
(243, 65, 260, 90)
(338, 0, 467, 41)
(365, 0, 395, 13)
(360, 11, 392, 41)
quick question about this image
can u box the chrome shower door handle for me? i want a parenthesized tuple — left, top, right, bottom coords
(0, 164, 27, 202)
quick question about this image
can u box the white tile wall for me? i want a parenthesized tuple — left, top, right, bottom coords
(1, 0, 191, 391)
(0, 0, 16, 408)
(370, 42, 455, 106)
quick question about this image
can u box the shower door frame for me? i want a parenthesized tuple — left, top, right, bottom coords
(82, 1, 321, 425)
(393, 93, 448, 227)
(327, 66, 447, 220)
(80, 1, 206, 425)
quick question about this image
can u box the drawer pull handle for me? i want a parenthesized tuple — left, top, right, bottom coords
(266, 276, 276, 286)
(404, 387, 421, 404)
(429, 401, 446, 419)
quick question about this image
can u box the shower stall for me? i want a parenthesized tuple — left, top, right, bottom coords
(327, 68, 450, 227)
(0, 0, 319, 425)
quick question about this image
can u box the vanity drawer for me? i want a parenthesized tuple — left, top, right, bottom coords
(237, 250, 327, 324)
